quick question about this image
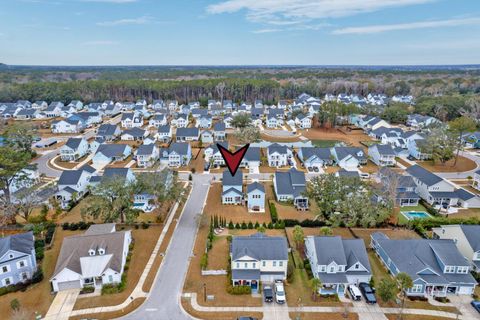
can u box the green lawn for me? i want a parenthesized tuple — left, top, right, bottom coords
(311, 140, 342, 147)
(397, 204, 429, 225)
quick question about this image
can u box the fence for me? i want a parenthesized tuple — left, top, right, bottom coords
(201, 270, 227, 276)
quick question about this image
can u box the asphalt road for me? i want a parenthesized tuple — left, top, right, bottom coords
(119, 174, 211, 320)
(435, 151, 480, 179)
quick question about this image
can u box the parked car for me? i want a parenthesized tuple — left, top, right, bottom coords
(263, 285, 273, 303)
(359, 172, 370, 179)
(348, 284, 362, 301)
(237, 317, 258, 320)
(274, 281, 286, 304)
(472, 300, 480, 313)
(358, 282, 377, 304)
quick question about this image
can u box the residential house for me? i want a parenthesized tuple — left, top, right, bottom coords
(172, 114, 188, 128)
(151, 99, 165, 110)
(121, 113, 143, 128)
(213, 122, 226, 141)
(60, 138, 89, 161)
(463, 132, 480, 149)
(148, 114, 167, 128)
(408, 138, 431, 160)
(222, 170, 243, 205)
(359, 116, 390, 131)
(162, 143, 191, 167)
(32, 101, 48, 110)
(432, 225, 480, 272)
(406, 165, 458, 207)
(224, 114, 234, 129)
(297, 147, 333, 170)
(155, 125, 172, 143)
(92, 144, 132, 167)
(407, 114, 440, 129)
(368, 144, 396, 167)
(196, 115, 212, 128)
(135, 144, 159, 168)
(371, 232, 477, 296)
(295, 114, 312, 129)
(0, 232, 37, 288)
(51, 118, 85, 134)
(336, 169, 360, 178)
(45, 102, 63, 118)
(305, 236, 371, 296)
(241, 147, 261, 173)
(55, 165, 95, 209)
(267, 143, 293, 167)
(204, 142, 228, 167)
(266, 114, 280, 128)
(104, 104, 121, 117)
(67, 100, 83, 110)
(96, 124, 121, 141)
(191, 108, 208, 119)
(331, 147, 367, 170)
(50, 224, 131, 292)
(278, 100, 289, 110)
(200, 130, 214, 144)
(120, 127, 147, 141)
(378, 168, 420, 207)
(246, 182, 265, 212)
(230, 234, 288, 291)
(176, 127, 199, 142)
(273, 168, 308, 210)
(72, 112, 102, 127)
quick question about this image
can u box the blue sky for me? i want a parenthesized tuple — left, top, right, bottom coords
(1, 0, 480, 65)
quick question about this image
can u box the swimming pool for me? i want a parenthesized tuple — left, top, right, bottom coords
(402, 211, 432, 221)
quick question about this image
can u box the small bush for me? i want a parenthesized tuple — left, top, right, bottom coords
(227, 285, 251, 295)
(80, 286, 95, 294)
(200, 253, 208, 270)
(269, 202, 278, 222)
(141, 222, 149, 229)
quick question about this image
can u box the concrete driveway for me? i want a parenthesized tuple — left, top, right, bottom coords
(44, 289, 80, 320)
(448, 295, 479, 320)
(262, 300, 289, 320)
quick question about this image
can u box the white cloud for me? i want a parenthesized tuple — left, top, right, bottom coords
(207, 0, 434, 23)
(82, 40, 119, 46)
(332, 17, 480, 34)
(252, 28, 281, 34)
(81, 0, 138, 3)
(96, 16, 151, 26)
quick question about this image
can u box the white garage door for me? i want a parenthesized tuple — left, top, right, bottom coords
(58, 280, 81, 291)
(458, 286, 474, 295)
(260, 274, 284, 283)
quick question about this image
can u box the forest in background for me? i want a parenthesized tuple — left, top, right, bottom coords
(0, 65, 479, 121)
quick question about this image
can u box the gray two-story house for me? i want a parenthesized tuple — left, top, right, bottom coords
(0, 232, 37, 288)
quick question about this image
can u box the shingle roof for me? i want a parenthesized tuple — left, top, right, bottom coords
(103, 167, 131, 181)
(96, 144, 129, 158)
(136, 144, 155, 156)
(223, 169, 242, 186)
(0, 232, 34, 258)
(268, 143, 289, 155)
(247, 182, 264, 193)
(371, 144, 395, 156)
(122, 127, 146, 138)
(58, 170, 84, 185)
(244, 147, 260, 162)
(64, 138, 84, 150)
(459, 225, 480, 251)
(176, 127, 199, 137)
(274, 168, 306, 197)
(168, 142, 189, 155)
(334, 147, 366, 161)
(406, 165, 443, 186)
(84, 223, 116, 236)
(97, 124, 118, 137)
(231, 233, 288, 261)
(299, 147, 331, 161)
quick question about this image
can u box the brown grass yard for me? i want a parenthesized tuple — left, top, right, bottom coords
(181, 298, 264, 320)
(179, 148, 204, 173)
(417, 156, 477, 173)
(204, 183, 272, 224)
(260, 132, 302, 142)
(359, 160, 380, 174)
(182, 212, 262, 307)
(289, 312, 358, 320)
(396, 157, 413, 168)
(0, 228, 83, 320)
(449, 208, 480, 219)
(385, 316, 454, 320)
(52, 155, 78, 169)
(300, 127, 373, 148)
(73, 224, 163, 310)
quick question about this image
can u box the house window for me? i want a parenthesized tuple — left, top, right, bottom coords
(236, 263, 239, 268)
(4, 278, 11, 286)
(445, 266, 455, 273)
(320, 266, 326, 272)
(355, 264, 359, 269)
(18, 260, 25, 268)
(108, 275, 113, 282)
(457, 266, 469, 274)
(252, 263, 256, 269)
(279, 261, 283, 267)
(273, 261, 277, 267)
(262, 261, 266, 267)
(329, 266, 335, 273)
(411, 284, 423, 293)
(21, 272, 28, 280)
(244, 262, 248, 268)
(1, 266, 9, 273)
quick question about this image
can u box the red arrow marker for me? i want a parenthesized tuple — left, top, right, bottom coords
(217, 143, 250, 176)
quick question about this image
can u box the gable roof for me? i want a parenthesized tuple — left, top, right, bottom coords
(268, 143, 289, 155)
(97, 124, 119, 137)
(176, 127, 199, 137)
(64, 138, 84, 150)
(244, 147, 260, 162)
(231, 233, 288, 261)
(168, 142, 190, 155)
(300, 147, 331, 161)
(96, 144, 130, 158)
(406, 165, 443, 186)
(247, 182, 265, 193)
(459, 225, 480, 251)
(371, 144, 395, 156)
(122, 127, 146, 137)
(58, 170, 86, 185)
(223, 169, 242, 186)
(274, 168, 306, 197)
(0, 232, 34, 258)
(136, 144, 155, 156)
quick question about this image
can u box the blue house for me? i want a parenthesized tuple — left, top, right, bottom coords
(222, 169, 243, 205)
(371, 232, 477, 297)
(246, 182, 265, 212)
(0, 232, 37, 288)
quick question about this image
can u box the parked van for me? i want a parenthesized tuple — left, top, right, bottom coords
(348, 284, 362, 301)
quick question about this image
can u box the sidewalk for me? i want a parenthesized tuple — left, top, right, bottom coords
(185, 292, 467, 319)
(44, 289, 80, 320)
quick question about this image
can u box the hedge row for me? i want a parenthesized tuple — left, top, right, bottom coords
(269, 201, 278, 222)
(0, 269, 43, 297)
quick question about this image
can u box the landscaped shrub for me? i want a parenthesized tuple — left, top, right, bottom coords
(200, 253, 208, 270)
(228, 221, 234, 229)
(62, 222, 70, 230)
(269, 201, 278, 222)
(235, 223, 241, 229)
(247, 221, 253, 229)
(35, 247, 44, 261)
(80, 286, 95, 294)
(254, 221, 259, 229)
(101, 274, 127, 295)
(227, 285, 251, 295)
(141, 222, 149, 229)
(241, 222, 247, 229)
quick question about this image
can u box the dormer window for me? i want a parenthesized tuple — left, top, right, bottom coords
(88, 249, 96, 256)
(98, 248, 105, 255)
